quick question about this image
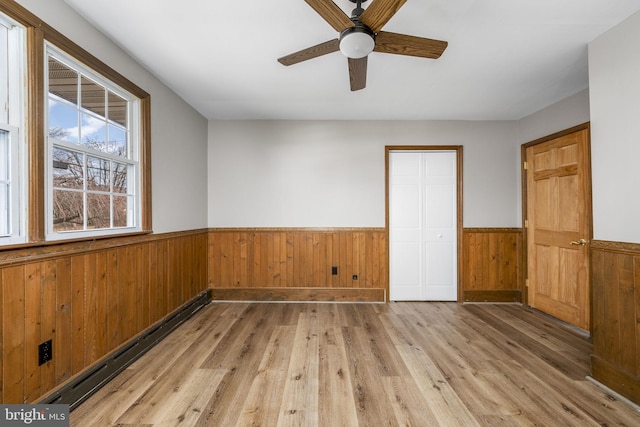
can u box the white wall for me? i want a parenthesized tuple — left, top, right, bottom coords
(16, 0, 209, 233)
(513, 89, 591, 224)
(589, 11, 640, 244)
(517, 89, 590, 144)
(208, 120, 519, 228)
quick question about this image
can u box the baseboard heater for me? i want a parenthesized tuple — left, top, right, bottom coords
(39, 290, 211, 410)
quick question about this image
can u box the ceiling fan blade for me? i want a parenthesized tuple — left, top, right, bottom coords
(305, 0, 354, 32)
(359, 0, 407, 33)
(373, 31, 448, 59)
(348, 57, 367, 91)
(278, 39, 340, 66)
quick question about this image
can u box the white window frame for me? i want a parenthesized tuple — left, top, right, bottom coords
(0, 14, 27, 246)
(45, 44, 141, 241)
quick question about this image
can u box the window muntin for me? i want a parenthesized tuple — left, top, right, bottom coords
(0, 14, 26, 245)
(46, 46, 140, 240)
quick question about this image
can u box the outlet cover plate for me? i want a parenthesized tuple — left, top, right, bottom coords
(39, 339, 52, 365)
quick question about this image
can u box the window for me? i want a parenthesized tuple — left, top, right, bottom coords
(45, 45, 141, 240)
(0, 3, 151, 246)
(0, 13, 26, 245)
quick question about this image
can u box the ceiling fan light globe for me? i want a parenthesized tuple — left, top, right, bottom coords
(339, 27, 375, 59)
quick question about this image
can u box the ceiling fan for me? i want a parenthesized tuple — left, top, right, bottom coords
(277, 0, 448, 91)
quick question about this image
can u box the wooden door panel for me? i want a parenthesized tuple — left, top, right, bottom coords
(535, 294, 581, 326)
(527, 127, 590, 330)
(558, 175, 579, 232)
(533, 150, 553, 171)
(559, 248, 580, 303)
(534, 245, 552, 295)
(558, 143, 578, 166)
(534, 180, 554, 229)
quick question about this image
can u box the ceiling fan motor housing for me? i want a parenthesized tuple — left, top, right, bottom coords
(277, 0, 447, 91)
(339, 23, 375, 58)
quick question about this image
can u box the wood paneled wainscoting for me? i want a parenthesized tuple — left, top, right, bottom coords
(208, 228, 388, 302)
(0, 230, 209, 405)
(591, 240, 640, 405)
(462, 228, 523, 302)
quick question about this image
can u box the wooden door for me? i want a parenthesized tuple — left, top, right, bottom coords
(526, 127, 591, 330)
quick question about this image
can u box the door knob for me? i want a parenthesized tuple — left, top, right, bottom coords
(570, 239, 587, 246)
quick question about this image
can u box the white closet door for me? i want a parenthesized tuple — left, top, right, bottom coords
(389, 152, 423, 300)
(389, 151, 457, 301)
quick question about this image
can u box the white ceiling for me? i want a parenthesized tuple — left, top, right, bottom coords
(63, 0, 640, 121)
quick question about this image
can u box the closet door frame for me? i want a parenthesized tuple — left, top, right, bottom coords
(385, 145, 464, 302)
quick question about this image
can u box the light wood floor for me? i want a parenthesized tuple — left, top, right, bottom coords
(71, 302, 640, 426)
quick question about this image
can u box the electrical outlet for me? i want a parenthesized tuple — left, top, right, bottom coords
(39, 339, 52, 366)
(332, 266, 338, 275)
(352, 274, 358, 280)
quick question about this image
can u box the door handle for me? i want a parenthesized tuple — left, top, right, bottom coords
(570, 238, 587, 246)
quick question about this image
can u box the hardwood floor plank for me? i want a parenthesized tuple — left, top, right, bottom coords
(340, 325, 402, 425)
(114, 306, 240, 424)
(402, 319, 513, 418)
(146, 368, 227, 426)
(71, 302, 236, 426)
(497, 304, 592, 352)
(457, 305, 640, 425)
(317, 325, 359, 426)
(313, 303, 360, 425)
(356, 304, 410, 377)
(277, 306, 320, 426)
(196, 304, 285, 426)
(393, 342, 481, 426)
(69, 302, 640, 427)
(383, 376, 440, 426)
(494, 358, 599, 426)
(236, 325, 296, 426)
(463, 304, 590, 380)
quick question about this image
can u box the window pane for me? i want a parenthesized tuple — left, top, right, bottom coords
(108, 124, 127, 156)
(49, 99, 79, 143)
(81, 76, 105, 118)
(108, 91, 127, 127)
(113, 195, 129, 227)
(48, 57, 78, 105)
(52, 147, 83, 189)
(87, 156, 110, 191)
(53, 189, 83, 231)
(0, 25, 8, 124)
(87, 193, 110, 229)
(0, 129, 7, 180)
(81, 112, 106, 149)
(0, 130, 8, 234)
(113, 162, 128, 193)
(0, 183, 8, 236)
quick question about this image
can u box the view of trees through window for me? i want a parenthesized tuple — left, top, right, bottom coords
(48, 52, 137, 235)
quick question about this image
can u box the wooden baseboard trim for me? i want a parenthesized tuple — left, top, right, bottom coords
(38, 290, 211, 410)
(210, 287, 386, 303)
(591, 355, 640, 406)
(463, 290, 522, 303)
